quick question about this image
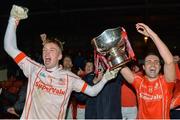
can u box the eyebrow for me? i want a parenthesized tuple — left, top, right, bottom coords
(145, 59, 160, 61)
(43, 47, 57, 50)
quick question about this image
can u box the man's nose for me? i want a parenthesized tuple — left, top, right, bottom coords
(45, 50, 50, 55)
(151, 62, 155, 66)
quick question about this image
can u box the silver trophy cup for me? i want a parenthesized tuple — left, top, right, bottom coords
(92, 27, 130, 70)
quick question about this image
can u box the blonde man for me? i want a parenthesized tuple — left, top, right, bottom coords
(4, 5, 117, 119)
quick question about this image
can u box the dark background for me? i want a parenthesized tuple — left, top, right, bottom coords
(0, 0, 180, 67)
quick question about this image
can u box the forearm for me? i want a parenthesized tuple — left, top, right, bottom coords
(83, 78, 108, 97)
(4, 17, 21, 58)
(150, 31, 175, 82)
(150, 33, 173, 64)
(120, 66, 135, 84)
(92, 77, 100, 84)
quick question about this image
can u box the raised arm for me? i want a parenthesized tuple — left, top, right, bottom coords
(136, 23, 175, 82)
(4, 16, 20, 58)
(4, 5, 28, 58)
(120, 67, 135, 84)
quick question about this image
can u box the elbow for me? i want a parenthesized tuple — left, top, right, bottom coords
(4, 41, 11, 54)
(88, 89, 98, 97)
(4, 45, 12, 55)
(4, 45, 9, 53)
(165, 59, 174, 65)
(90, 93, 97, 97)
(165, 55, 174, 65)
(4, 45, 18, 58)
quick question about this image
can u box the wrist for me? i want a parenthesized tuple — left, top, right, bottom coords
(119, 65, 126, 72)
(101, 77, 108, 83)
(149, 32, 158, 40)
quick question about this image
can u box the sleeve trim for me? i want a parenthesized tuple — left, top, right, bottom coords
(81, 82, 88, 93)
(14, 52, 26, 64)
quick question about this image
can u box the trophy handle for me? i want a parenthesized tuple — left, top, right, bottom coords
(92, 38, 103, 54)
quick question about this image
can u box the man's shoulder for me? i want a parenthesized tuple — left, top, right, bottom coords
(60, 69, 81, 79)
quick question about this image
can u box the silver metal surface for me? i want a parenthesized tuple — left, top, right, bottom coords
(92, 27, 122, 53)
(92, 27, 131, 70)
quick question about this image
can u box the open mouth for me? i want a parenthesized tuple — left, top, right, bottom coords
(149, 68, 156, 74)
(45, 57, 51, 64)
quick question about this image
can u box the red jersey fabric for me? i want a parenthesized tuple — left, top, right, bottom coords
(121, 80, 137, 107)
(132, 75, 174, 119)
(175, 64, 180, 80)
(171, 80, 180, 109)
(171, 64, 180, 108)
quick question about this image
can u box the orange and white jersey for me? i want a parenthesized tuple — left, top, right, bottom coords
(14, 52, 87, 119)
(4, 17, 109, 119)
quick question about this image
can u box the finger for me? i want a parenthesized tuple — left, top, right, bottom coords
(106, 69, 110, 73)
(13, 112, 20, 117)
(137, 30, 144, 35)
(114, 67, 121, 72)
(10, 110, 19, 117)
(136, 25, 143, 31)
(136, 23, 147, 27)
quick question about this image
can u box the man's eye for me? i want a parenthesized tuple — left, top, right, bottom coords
(154, 61, 160, 65)
(145, 61, 160, 65)
(145, 61, 151, 64)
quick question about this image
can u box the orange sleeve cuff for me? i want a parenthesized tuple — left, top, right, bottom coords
(14, 52, 26, 64)
(81, 83, 88, 93)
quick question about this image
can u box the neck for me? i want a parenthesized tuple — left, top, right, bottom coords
(47, 66, 59, 72)
(146, 75, 159, 82)
(63, 68, 72, 71)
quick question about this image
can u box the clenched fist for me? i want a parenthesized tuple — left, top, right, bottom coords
(103, 68, 120, 81)
(10, 4, 28, 20)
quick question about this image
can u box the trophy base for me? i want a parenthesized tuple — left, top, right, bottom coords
(109, 59, 131, 71)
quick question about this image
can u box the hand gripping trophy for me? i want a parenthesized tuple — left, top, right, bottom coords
(92, 27, 136, 75)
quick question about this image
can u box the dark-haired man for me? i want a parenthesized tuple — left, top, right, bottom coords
(120, 23, 176, 119)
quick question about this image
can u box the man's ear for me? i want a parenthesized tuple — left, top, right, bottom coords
(58, 54, 62, 60)
(159, 64, 161, 71)
(143, 65, 145, 70)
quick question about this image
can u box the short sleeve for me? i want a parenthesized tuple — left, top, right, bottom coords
(132, 74, 143, 89)
(71, 75, 87, 93)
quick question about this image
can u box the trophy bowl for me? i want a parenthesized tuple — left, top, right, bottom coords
(92, 27, 131, 70)
(92, 27, 122, 53)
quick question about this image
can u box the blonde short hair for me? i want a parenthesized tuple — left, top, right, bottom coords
(40, 33, 64, 51)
